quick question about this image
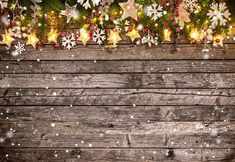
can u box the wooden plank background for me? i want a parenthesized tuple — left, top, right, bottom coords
(0, 43, 235, 162)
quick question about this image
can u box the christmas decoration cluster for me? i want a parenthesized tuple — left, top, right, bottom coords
(0, 0, 234, 54)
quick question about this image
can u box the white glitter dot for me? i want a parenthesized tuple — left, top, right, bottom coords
(51, 123, 55, 127)
(0, 138, 5, 143)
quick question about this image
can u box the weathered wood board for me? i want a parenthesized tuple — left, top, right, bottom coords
(0, 44, 234, 162)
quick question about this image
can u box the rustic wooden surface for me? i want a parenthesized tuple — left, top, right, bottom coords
(0, 43, 235, 162)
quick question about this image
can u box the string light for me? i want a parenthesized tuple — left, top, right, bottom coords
(190, 28, 200, 42)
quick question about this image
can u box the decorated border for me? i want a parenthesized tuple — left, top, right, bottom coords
(0, 0, 234, 56)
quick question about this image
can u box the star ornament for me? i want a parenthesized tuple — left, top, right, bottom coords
(213, 35, 224, 47)
(126, 29, 140, 42)
(78, 28, 90, 46)
(12, 0, 24, 20)
(119, 0, 141, 20)
(0, 31, 15, 47)
(60, 3, 78, 23)
(48, 28, 59, 44)
(108, 30, 122, 45)
(26, 33, 39, 48)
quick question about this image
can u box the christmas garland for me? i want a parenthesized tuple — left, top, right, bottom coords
(0, 0, 234, 55)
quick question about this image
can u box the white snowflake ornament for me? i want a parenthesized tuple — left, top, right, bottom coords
(207, 3, 231, 29)
(93, 28, 106, 45)
(146, 3, 163, 21)
(62, 33, 77, 50)
(77, 0, 101, 9)
(141, 32, 158, 47)
(12, 42, 25, 56)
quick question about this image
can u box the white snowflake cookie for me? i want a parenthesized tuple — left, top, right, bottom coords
(93, 28, 106, 45)
(146, 3, 163, 21)
(207, 3, 231, 28)
(77, 0, 101, 9)
(62, 33, 77, 50)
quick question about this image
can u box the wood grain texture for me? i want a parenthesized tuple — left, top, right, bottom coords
(0, 73, 234, 88)
(0, 89, 234, 106)
(0, 132, 233, 148)
(0, 148, 234, 162)
(0, 121, 233, 135)
(0, 43, 235, 161)
(1, 60, 235, 73)
(1, 44, 235, 60)
(0, 106, 232, 122)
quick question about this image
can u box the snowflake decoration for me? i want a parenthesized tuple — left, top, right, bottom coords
(0, 0, 8, 9)
(12, 42, 25, 56)
(141, 32, 158, 47)
(184, 0, 198, 12)
(207, 3, 231, 29)
(93, 28, 106, 45)
(77, 0, 101, 9)
(146, 3, 163, 21)
(62, 33, 77, 50)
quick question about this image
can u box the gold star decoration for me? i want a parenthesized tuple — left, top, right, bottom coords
(48, 28, 59, 44)
(26, 32, 39, 48)
(60, 3, 78, 23)
(126, 29, 140, 42)
(0, 30, 15, 47)
(163, 29, 172, 42)
(213, 35, 224, 47)
(78, 28, 90, 46)
(119, 0, 141, 20)
(108, 30, 122, 46)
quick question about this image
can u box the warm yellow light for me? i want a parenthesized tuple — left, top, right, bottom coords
(26, 32, 39, 48)
(126, 29, 140, 42)
(213, 35, 224, 47)
(108, 30, 122, 45)
(99, 16, 104, 22)
(0, 30, 15, 47)
(163, 29, 172, 42)
(78, 28, 90, 46)
(48, 28, 59, 44)
(190, 28, 200, 42)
